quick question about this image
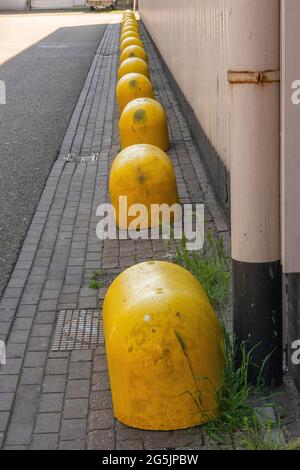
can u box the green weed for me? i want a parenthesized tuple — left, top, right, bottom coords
(172, 232, 230, 313)
(89, 270, 105, 290)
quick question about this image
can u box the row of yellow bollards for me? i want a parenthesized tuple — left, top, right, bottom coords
(103, 10, 225, 431)
(111, 10, 179, 230)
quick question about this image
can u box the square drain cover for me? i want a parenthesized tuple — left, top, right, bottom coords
(52, 309, 104, 351)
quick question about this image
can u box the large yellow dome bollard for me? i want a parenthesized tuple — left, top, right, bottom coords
(122, 25, 139, 35)
(118, 57, 150, 80)
(120, 37, 144, 53)
(123, 19, 138, 26)
(122, 24, 138, 32)
(122, 20, 139, 28)
(119, 98, 170, 151)
(116, 73, 154, 112)
(123, 15, 135, 21)
(120, 45, 148, 64)
(109, 144, 179, 229)
(103, 261, 225, 430)
(120, 31, 140, 43)
(123, 11, 135, 19)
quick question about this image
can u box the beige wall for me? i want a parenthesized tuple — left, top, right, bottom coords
(139, 0, 230, 169)
(140, 0, 281, 264)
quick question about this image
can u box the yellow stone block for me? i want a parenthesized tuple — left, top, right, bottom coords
(118, 58, 150, 80)
(123, 11, 135, 19)
(103, 261, 225, 430)
(109, 144, 179, 229)
(123, 19, 138, 26)
(123, 15, 135, 21)
(120, 45, 148, 64)
(119, 98, 169, 151)
(116, 73, 153, 112)
(122, 25, 139, 35)
(120, 31, 140, 43)
(120, 37, 144, 53)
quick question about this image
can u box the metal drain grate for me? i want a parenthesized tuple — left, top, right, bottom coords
(52, 309, 104, 351)
(65, 153, 99, 164)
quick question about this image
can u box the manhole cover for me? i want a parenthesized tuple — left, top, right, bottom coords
(52, 309, 104, 351)
(65, 153, 99, 164)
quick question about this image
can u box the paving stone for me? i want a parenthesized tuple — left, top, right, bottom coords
(92, 372, 111, 392)
(46, 358, 69, 375)
(144, 429, 201, 450)
(16, 306, 37, 318)
(3, 444, 28, 450)
(32, 433, 59, 450)
(5, 385, 40, 445)
(60, 418, 87, 441)
(68, 362, 92, 380)
(35, 413, 61, 434)
(93, 355, 107, 372)
(0, 412, 9, 432)
(0, 393, 14, 412)
(35, 311, 57, 324)
(59, 439, 86, 450)
(115, 425, 149, 442)
(9, 330, 31, 344)
(0, 375, 18, 393)
(87, 429, 115, 450)
(20, 366, 44, 385)
(90, 390, 112, 411)
(39, 393, 64, 413)
(24, 351, 47, 368)
(116, 439, 144, 450)
(64, 398, 89, 419)
(43, 375, 67, 393)
(0, 358, 23, 375)
(13, 318, 34, 331)
(88, 409, 114, 431)
(5, 424, 34, 446)
(70, 350, 93, 362)
(28, 336, 50, 351)
(31, 324, 53, 338)
(66, 380, 90, 399)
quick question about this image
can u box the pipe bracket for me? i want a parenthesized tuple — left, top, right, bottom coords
(228, 70, 280, 84)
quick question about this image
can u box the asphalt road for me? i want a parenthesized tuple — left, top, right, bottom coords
(0, 12, 109, 297)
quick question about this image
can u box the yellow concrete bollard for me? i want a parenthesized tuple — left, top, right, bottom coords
(103, 260, 225, 430)
(120, 37, 144, 53)
(122, 25, 139, 35)
(118, 57, 150, 80)
(123, 14, 135, 21)
(123, 10, 135, 18)
(116, 73, 154, 113)
(119, 98, 170, 151)
(120, 45, 148, 64)
(122, 15, 139, 25)
(123, 19, 138, 26)
(122, 19, 139, 27)
(109, 144, 179, 229)
(120, 31, 140, 43)
(122, 23, 138, 32)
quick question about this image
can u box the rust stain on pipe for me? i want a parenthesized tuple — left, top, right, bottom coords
(228, 70, 280, 84)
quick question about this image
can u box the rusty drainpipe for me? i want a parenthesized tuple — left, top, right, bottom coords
(229, 0, 282, 386)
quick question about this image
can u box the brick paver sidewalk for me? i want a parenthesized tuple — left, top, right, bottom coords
(0, 19, 230, 450)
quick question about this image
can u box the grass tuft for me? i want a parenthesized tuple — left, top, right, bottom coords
(89, 270, 105, 290)
(169, 232, 295, 449)
(172, 232, 230, 313)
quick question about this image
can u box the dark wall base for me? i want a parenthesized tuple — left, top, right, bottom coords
(287, 274, 300, 393)
(233, 259, 283, 387)
(141, 21, 230, 220)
